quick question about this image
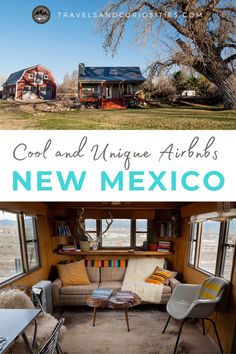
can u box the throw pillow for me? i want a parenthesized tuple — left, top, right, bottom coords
(57, 259, 90, 286)
(199, 277, 227, 300)
(145, 266, 177, 285)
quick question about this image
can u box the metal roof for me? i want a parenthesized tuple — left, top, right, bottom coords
(78, 66, 146, 83)
(4, 69, 27, 86)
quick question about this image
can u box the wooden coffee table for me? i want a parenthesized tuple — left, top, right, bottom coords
(87, 292, 141, 332)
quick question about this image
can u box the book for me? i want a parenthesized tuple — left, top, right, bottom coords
(157, 241, 171, 252)
(91, 289, 112, 300)
(116, 290, 134, 302)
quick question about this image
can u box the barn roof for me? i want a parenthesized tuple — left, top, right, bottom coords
(4, 69, 27, 86)
(78, 66, 146, 83)
(3, 64, 53, 86)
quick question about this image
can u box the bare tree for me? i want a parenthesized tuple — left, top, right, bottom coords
(154, 76, 176, 103)
(99, 0, 236, 109)
(0, 75, 6, 86)
(58, 70, 78, 98)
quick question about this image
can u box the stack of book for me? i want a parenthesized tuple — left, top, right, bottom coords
(116, 290, 134, 302)
(91, 289, 112, 300)
(157, 241, 171, 252)
(60, 244, 77, 252)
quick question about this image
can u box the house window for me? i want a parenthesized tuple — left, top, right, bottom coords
(81, 86, 97, 98)
(0, 210, 40, 285)
(44, 75, 49, 80)
(127, 84, 133, 95)
(105, 85, 112, 98)
(188, 214, 236, 280)
(28, 73, 34, 79)
(135, 219, 148, 247)
(35, 72, 44, 84)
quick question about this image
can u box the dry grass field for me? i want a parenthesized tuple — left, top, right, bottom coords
(0, 100, 236, 129)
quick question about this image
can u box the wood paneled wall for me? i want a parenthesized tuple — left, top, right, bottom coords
(180, 202, 236, 353)
(0, 202, 51, 288)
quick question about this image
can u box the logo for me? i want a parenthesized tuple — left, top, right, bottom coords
(32, 6, 51, 24)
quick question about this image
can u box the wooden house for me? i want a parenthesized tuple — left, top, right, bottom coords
(3, 64, 57, 100)
(78, 64, 146, 109)
(0, 201, 235, 354)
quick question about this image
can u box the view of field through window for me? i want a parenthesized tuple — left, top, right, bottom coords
(199, 221, 221, 274)
(0, 211, 39, 283)
(85, 219, 148, 247)
(102, 219, 131, 247)
(189, 219, 236, 280)
(0, 211, 22, 283)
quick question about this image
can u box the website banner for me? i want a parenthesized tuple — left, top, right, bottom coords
(0, 130, 234, 201)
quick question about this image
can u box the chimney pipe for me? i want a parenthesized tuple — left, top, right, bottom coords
(79, 63, 85, 76)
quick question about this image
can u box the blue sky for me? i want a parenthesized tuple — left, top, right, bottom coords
(0, 0, 170, 83)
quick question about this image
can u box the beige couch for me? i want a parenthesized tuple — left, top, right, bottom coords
(52, 266, 180, 306)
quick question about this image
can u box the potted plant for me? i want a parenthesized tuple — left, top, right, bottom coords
(148, 221, 158, 251)
(79, 234, 91, 251)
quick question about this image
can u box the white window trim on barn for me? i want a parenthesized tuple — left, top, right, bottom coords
(28, 73, 34, 79)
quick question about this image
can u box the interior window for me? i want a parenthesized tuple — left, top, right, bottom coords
(136, 219, 147, 247)
(221, 219, 236, 280)
(0, 211, 23, 283)
(24, 215, 40, 270)
(198, 220, 221, 274)
(102, 219, 131, 248)
(188, 223, 198, 266)
(85, 219, 97, 242)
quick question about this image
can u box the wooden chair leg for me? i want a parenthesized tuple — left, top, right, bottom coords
(163, 315, 171, 334)
(173, 318, 187, 354)
(205, 318, 224, 354)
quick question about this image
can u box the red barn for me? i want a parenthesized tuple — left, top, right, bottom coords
(3, 64, 57, 100)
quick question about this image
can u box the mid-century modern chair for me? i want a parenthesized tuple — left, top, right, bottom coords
(162, 276, 228, 354)
(38, 318, 64, 354)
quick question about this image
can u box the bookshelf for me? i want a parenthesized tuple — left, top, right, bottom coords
(155, 209, 180, 239)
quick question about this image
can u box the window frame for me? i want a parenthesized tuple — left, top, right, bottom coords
(188, 217, 236, 281)
(22, 214, 41, 272)
(0, 210, 41, 286)
(85, 218, 148, 250)
(135, 219, 148, 248)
